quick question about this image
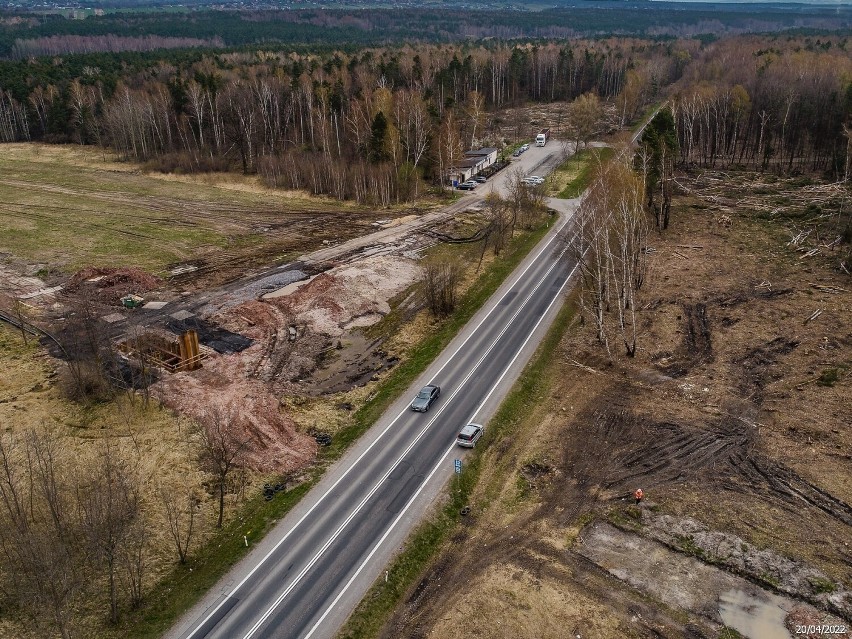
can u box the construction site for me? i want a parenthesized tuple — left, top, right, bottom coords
(1, 140, 850, 639)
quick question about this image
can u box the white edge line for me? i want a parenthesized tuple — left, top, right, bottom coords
(182, 211, 572, 639)
(303, 250, 582, 639)
(244, 226, 579, 637)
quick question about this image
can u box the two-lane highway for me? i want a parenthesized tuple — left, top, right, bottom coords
(171, 163, 582, 639)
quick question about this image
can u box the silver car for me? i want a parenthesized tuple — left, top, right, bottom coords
(456, 423, 484, 448)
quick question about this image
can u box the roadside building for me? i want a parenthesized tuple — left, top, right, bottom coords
(464, 147, 499, 168)
(448, 148, 499, 185)
(448, 157, 484, 185)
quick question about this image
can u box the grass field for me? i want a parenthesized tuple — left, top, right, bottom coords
(0, 144, 372, 278)
(549, 146, 615, 199)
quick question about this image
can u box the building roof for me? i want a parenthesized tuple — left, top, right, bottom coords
(465, 147, 498, 156)
(453, 158, 483, 169)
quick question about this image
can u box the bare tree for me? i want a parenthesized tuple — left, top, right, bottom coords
(11, 298, 31, 345)
(465, 90, 486, 149)
(160, 485, 201, 564)
(436, 109, 464, 192)
(505, 167, 546, 232)
(564, 152, 648, 357)
(120, 513, 148, 610)
(198, 407, 251, 529)
(59, 293, 115, 404)
(0, 430, 83, 639)
(481, 192, 512, 262)
(77, 440, 142, 624)
(421, 256, 463, 317)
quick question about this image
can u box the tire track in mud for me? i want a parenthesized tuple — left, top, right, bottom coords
(572, 406, 852, 530)
(734, 336, 800, 404)
(730, 457, 852, 527)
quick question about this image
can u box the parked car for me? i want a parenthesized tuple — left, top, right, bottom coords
(457, 181, 477, 190)
(456, 423, 484, 448)
(512, 149, 522, 157)
(410, 384, 441, 412)
(473, 175, 488, 183)
(521, 143, 530, 152)
(526, 175, 545, 184)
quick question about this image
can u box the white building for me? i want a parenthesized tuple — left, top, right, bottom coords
(448, 147, 499, 184)
(464, 147, 499, 168)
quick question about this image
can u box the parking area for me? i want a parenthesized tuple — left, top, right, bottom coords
(460, 139, 574, 200)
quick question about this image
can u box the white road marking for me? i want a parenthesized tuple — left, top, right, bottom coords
(303, 241, 583, 639)
(243, 226, 577, 638)
(184, 207, 575, 639)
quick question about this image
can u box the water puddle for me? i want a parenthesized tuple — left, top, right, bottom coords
(577, 523, 832, 638)
(262, 272, 316, 299)
(719, 588, 792, 639)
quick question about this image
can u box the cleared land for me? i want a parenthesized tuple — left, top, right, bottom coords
(368, 170, 851, 639)
(0, 144, 405, 287)
(0, 137, 561, 639)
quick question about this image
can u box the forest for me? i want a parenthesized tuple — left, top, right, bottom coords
(2, 34, 848, 207)
(0, 13, 850, 639)
(1, 2, 850, 59)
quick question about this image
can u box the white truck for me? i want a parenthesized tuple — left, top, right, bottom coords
(535, 128, 550, 147)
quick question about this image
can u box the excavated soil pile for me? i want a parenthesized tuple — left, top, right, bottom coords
(213, 254, 420, 389)
(65, 266, 162, 305)
(150, 254, 420, 471)
(266, 255, 420, 337)
(154, 360, 316, 473)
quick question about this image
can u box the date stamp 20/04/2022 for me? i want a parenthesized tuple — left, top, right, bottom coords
(793, 625, 849, 636)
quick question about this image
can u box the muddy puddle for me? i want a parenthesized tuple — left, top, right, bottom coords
(577, 523, 831, 638)
(719, 588, 792, 638)
(306, 331, 397, 395)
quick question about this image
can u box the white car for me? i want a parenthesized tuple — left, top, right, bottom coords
(520, 143, 530, 151)
(526, 175, 545, 184)
(456, 423, 485, 448)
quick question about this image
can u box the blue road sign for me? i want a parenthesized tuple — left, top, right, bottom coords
(454, 459, 462, 474)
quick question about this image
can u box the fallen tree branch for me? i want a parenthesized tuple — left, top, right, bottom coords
(567, 359, 605, 375)
(809, 282, 847, 294)
(804, 309, 823, 324)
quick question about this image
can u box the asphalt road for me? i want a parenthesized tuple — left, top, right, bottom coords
(169, 140, 581, 639)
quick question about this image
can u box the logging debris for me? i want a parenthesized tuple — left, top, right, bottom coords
(804, 309, 823, 324)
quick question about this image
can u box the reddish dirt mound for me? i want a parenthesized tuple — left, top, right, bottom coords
(153, 355, 316, 473)
(65, 266, 161, 305)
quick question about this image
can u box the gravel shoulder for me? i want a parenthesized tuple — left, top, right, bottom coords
(376, 169, 852, 639)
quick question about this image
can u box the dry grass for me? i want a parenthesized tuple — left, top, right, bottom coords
(0, 143, 368, 278)
(0, 324, 251, 639)
(375, 169, 852, 639)
(426, 563, 626, 639)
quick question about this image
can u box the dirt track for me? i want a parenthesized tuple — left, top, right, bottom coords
(376, 170, 852, 639)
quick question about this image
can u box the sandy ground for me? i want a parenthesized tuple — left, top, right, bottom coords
(150, 253, 423, 472)
(0, 144, 456, 639)
(377, 170, 851, 639)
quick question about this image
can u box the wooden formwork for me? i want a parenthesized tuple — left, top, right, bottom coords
(117, 329, 207, 373)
